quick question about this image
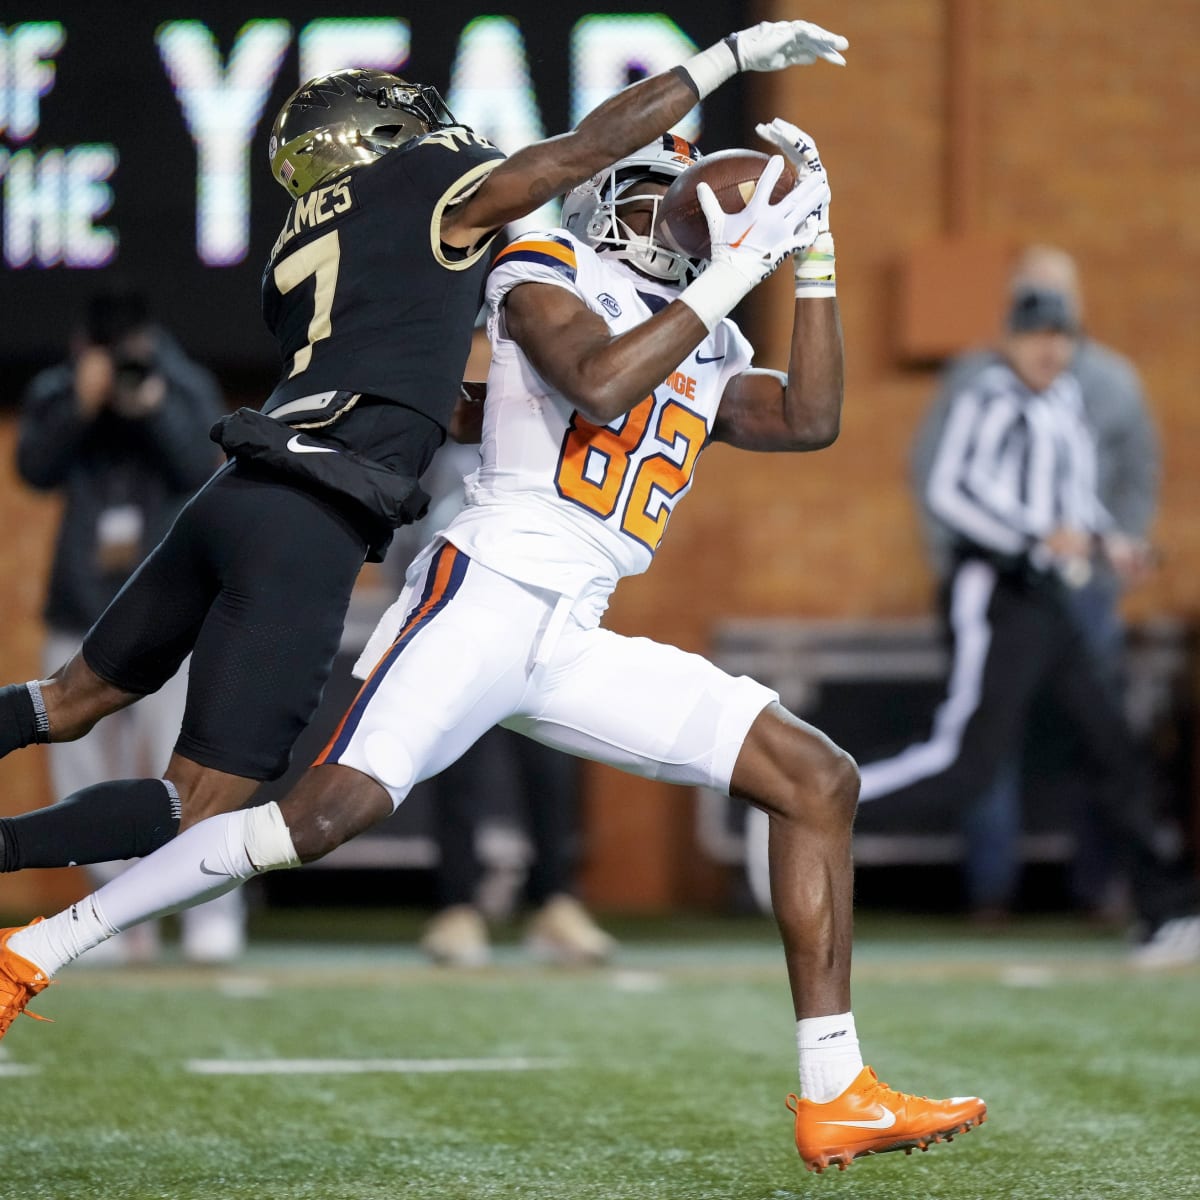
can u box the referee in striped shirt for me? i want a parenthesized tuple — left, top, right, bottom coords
(857, 286, 1199, 964)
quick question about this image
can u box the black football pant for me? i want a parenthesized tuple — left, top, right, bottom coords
(84, 460, 372, 780)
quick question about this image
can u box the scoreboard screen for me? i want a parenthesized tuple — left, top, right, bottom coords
(0, 4, 746, 384)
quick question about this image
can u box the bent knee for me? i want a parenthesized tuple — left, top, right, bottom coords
(810, 744, 860, 820)
(735, 705, 859, 823)
(778, 751, 858, 834)
(279, 764, 391, 863)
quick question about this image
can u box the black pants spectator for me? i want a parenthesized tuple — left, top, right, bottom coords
(431, 727, 580, 910)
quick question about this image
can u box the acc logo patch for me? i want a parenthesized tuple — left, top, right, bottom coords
(268, 135, 278, 158)
(597, 293, 621, 317)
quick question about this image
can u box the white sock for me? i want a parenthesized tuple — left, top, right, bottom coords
(8, 893, 120, 976)
(8, 808, 265, 977)
(797, 1012, 863, 1102)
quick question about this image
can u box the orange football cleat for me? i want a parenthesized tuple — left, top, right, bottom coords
(788, 1065, 986, 1173)
(0, 920, 52, 1040)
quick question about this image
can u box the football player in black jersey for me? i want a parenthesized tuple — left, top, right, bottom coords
(0, 26, 847, 903)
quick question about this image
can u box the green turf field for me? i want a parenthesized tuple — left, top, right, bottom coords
(2, 912, 1197, 1199)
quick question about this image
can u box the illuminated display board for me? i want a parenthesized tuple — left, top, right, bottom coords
(0, 4, 746, 382)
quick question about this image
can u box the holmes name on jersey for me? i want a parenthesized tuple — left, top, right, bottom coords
(269, 176, 355, 263)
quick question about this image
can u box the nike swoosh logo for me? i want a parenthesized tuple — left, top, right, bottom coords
(817, 1109, 897, 1130)
(286, 434, 337, 455)
(695, 352, 725, 364)
(199, 859, 230, 877)
(729, 222, 757, 249)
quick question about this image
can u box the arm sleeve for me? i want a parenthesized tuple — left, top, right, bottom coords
(15, 367, 93, 489)
(910, 351, 996, 496)
(926, 388, 1032, 556)
(1095, 358, 1159, 537)
(909, 353, 1002, 574)
(132, 339, 225, 491)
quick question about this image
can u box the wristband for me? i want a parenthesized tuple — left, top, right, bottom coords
(669, 65, 700, 99)
(677, 261, 753, 332)
(678, 40, 738, 100)
(794, 231, 836, 298)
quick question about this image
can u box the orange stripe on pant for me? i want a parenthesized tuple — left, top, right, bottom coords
(314, 544, 462, 766)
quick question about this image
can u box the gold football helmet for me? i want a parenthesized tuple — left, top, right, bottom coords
(268, 68, 457, 197)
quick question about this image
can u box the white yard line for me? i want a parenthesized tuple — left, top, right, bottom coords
(185, 1056, 567, 1076)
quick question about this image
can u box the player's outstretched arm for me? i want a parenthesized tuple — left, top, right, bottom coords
(444, 20, 848, 246)
(711, 121, 843, 452)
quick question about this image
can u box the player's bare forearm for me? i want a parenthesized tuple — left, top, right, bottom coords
(505, 282, 710, 425)
(535, 71, 699, 193)
(447, 72, 699, 242)
(713, 298, 843, 451)
(782, 297, 843, 446)
(448, 382, 486, 444)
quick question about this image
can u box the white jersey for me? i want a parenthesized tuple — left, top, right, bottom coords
(442, 230, 754, 614)
(346, 232, 778, 809)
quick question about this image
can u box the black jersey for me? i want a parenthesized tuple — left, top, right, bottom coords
(259, 127, 505, 435)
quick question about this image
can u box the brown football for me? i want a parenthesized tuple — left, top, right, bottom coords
(657, 149, 799, 260)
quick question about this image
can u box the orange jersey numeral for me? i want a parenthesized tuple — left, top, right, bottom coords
(555, 396, 707, 552)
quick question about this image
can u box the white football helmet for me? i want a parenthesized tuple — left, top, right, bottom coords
(561, 133, 703, 284)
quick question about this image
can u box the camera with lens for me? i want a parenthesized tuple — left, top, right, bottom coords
(114, 356, 152, 390)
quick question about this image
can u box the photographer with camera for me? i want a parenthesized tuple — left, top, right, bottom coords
(14, 288, 243, 963)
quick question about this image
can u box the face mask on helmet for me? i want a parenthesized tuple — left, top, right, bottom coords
(269, 68, 458, 197)
(561, 134, 703, 284)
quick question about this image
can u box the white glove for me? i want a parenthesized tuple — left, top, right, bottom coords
(681, 20, 848, 99)
(756, 119, 826, 193)
(678, 156, 830, 331)
(756, 118, 836, 298)
(701, 157, 828, 282)
(732, 21, 848, 71)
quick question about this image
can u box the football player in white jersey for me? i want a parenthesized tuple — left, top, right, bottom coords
(0, 124, 986, 1172)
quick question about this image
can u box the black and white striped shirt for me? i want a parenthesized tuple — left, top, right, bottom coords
(926, 362, 1110, 562)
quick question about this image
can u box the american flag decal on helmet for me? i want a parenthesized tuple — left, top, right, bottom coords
(280, 159, 295, 183)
